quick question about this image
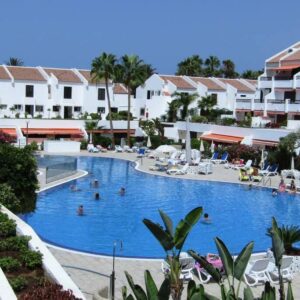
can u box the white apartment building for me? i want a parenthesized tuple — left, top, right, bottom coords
(134, 74, 257, 120)
(257, 41, 300, 124)
(0, 65, 128, 120)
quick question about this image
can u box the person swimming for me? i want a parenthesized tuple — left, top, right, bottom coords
(93, 179, 99, 188)
(70, 185, 81, 192)
(289, 180, 297, 194)
(272, 188, 278, 196)
(119, 187, 125, 196)
(95, 192, 100, 200)
(77, 205, 84, 216)
(278, 177, 286, 193)
(202, 213, 211, 224)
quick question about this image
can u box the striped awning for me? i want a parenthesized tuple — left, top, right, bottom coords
(0, 128, 17, 137)
(201, 133, 243, 144)
(21, 128, 84, 136)
(252, 139, 278, 147)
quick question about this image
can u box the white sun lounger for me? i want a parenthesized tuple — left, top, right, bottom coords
(244, 258, 270, 286)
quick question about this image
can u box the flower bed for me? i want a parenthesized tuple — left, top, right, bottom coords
(0, 210, 80, 299)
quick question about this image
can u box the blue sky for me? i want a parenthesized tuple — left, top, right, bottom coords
(1, 0, 300, 74)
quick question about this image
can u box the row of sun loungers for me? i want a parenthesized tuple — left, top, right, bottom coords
(161, 252, 299, 286)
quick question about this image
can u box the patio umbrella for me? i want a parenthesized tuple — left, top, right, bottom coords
(155, 145, 177, 154)
(147, 136, 152, 148)
(185, 119, 191, 164)
(210, 141, 215, 153)
(291, 155, 295, 170)
(199, 139, 205, 156)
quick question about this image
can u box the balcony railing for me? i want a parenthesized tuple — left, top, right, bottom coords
(254, 99, 264, 103)
(236, 99, 251, 103)
(274, 76, 293, 80)
(260, 76, 272, 81)
(267, 99, 285, 104)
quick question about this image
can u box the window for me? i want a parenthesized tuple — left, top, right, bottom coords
(35, 105, 44, 112)
(240, 95, 246, 98)
(98, 88, 105, 100)
(211, 93, 217, 101)
(111, 107, 118, 113)
(64, 87, 72, 99)
(74, 106, 82, 112)
(52, 105, 60, 112)
(14, 104, 22, 110)
(97, 107, 105, 114)
(26, 85, 34, 97)
(140, 108, 145, 116)
(0, 105, 7, 110)
(147, 90, 151, 99)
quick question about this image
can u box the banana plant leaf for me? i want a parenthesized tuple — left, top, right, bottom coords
(125, 271, 147, 300)
(144, 270, 158, 300)
(233, 241, 254, 280)
(174, 207, 202, 250)
(271, 218, 285, 267)
(243, 286, 254, 300)
(287, 282, 294, 300)
(215, 237, 233, 277)
(159, 210, 173, 236)
(143, 219, 174, 251)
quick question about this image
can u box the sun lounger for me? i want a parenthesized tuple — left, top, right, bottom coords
(259, 164, 278, 176)
(166, 163, 189, 175)
(115, 145, 123, 152)
(87, 144, 100, 153)
(198, 162, 213, 175)
(211, 152, 228, 164)
(96, 145, 107, 152)
(267, 256, 294, 283)
(244, 258, 270, 286)
(210, 152, 219, 162)
(239, 169, 250, 181)
(232, 159, 252, 170)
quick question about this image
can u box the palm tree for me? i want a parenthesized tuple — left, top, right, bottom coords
(166, 99, 181, 122)
(241, 69, 264, 79)
(221, 59, 238, 78)
(198, 95, 217, 116)
(117, 55, 148, 146)
(152, 118, 164, 139)
(172, 92, 199, 120)
(91, 52, 117, 148)
(176, 55, 203, 76)
(5, 57, 24, 66)
(204, 55, 220, 77)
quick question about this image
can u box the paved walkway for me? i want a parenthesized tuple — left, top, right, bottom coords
(35, 150, 299, 299)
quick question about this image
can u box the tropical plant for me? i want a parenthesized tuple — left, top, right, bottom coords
(139, 120, 156, 137)
(198, 95, 217, 116)
(0, 257, 21, 272)
(171, 92, 199, 120)
(176, 55, 203, 76)
(21, 249, 43, 269)
(91, 52, 117, 148)
(166, 99, 181, 122)
(9, 276, 28, 292)
(152, 118, 164, 138)
(122, 270, 170, 300)
(0, 143, 38, 213)
(142, 207, 202, 300)
(5, 57, 24, 66)
(0, 130, 13, 144)
(117, 55, 149, 146)
(241, 69, 263, 79)
(267, 223, 300, 254)
(204, 56, 220, 77)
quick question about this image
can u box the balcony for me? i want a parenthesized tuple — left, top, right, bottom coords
(258, 76, 272, 89)
(267, 99, 285, 112)
(236, 99, 251, 111)
(287, 101, 300, 113)
(273, 77, 293, 89)
(295, 75, 300, 89)
(253, 100, 264, 111)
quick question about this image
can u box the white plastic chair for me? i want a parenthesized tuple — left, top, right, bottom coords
(167, 163, 189, 175)
(267, 256, 294, 283)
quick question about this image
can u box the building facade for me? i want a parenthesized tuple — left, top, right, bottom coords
(257, 41, 300, 125)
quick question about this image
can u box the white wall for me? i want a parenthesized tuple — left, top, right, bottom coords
(44, 140, 81, 153)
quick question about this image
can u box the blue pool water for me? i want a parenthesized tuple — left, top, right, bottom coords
(23, 156, 300, 258)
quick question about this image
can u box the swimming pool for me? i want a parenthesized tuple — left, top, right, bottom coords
(23, 156, 300, 258)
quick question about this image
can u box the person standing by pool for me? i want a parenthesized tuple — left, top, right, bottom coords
(77, 205, 84, 216)
(289, 180, 297, 194)
(278, 177, 286, 193)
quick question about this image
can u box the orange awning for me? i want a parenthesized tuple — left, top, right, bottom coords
(0, 128, 17, 137)
(267, 111, 286, 115)
(21, 128, 83, 136)
(91, 129, 135, 134)
(201, 133, 243, 144)
(252, 139, 278, 147)
(272, 65, 300, 71)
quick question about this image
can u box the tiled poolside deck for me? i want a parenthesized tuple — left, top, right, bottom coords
(37, 151, 299, 299)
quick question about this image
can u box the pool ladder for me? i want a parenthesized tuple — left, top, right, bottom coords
(256, 176, 272, 187)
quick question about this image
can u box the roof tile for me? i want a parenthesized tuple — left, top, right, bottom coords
(44, 68, 82, 83)
(0, 66, 10, 80)
(218, 78, 255, 92)
(6, 66, 46, 81)
(189, 77, 225, 91)
(160, 75, 195, 90)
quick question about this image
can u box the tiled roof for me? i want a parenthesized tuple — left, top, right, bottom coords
(78, 70, 105, 84)
(0, 66, 10, 80)
(189, 77, 225, 91)
(160, 75, 195, 90)
(113, 83, 128, 94)
(244, 79, 258, 87)
(43, 68, 82, 83)
(267, 42, 300, 63)
(6, 66, 46, 82)
(218, 78, 255, 93)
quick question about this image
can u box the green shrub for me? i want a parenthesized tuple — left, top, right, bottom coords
(0, 257, 21, 272)
(80, 140, 88, 150)
(226, 144, 261, 165)
(221, 117, 236, 126)
(0, 236, 31, 252)
(29, 141, 39, 151)
(191, 138, 200, 149)
(89, 113, 101, 120)
(9, 276, 28, 292)
(93, 135, 112, 148)
(21, 250, 43, 269)
(0, 184, 21, 213)
(191, 115, 208, 123)
(0, 216, 16, 237)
